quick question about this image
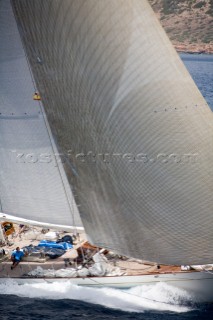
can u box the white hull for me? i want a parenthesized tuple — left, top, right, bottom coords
(1, 271, 213, 303)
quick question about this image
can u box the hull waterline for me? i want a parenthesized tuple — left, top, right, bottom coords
(1, 270, 213, 303)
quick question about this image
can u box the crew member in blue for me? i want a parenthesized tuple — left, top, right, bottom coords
(11, 247, 24, 270)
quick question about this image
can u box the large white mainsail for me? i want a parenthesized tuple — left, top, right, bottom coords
(11, 0, 213, 265)
(0, 0, 82, 229)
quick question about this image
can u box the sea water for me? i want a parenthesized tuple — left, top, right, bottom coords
(0, 54, 212, 319)
(180, 53, 213, 110)
(0, 280, 212, 319)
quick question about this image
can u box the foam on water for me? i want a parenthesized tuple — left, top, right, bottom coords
(0, 280, 194, 313)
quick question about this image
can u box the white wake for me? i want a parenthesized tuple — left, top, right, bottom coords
(0, 280, 193, 313)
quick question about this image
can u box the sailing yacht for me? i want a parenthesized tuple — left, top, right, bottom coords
(0, 0, 213, 302)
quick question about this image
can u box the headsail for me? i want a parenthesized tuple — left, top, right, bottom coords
(0, 0, 82, 229)
(11, 0, 213, 264)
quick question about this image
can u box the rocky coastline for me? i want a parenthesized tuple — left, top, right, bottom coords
(174, 43, 213, 55)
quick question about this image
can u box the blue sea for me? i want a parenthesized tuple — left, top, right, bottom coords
(180, 53, 213, 110)
(0, 54, 213, 319)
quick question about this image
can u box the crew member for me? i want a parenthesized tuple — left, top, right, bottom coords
(11, 247, 25, 270)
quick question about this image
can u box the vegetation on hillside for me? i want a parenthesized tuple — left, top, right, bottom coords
(148, 0, 213, 52)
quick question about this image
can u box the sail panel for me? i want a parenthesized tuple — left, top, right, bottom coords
(0, 0, 82, 228)
(12, 0, 213, 264)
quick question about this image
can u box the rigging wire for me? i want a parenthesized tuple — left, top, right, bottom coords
(201, 268, 213, 275)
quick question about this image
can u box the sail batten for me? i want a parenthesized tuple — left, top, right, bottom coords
(9, 0, 213, 264)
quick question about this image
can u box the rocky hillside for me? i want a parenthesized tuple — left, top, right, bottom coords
(148, 0, 213, 53)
